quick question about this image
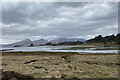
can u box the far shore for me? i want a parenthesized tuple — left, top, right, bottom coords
(1, 51, 118, 55)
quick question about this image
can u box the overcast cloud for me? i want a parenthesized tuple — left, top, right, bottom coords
(2, 2, 118, 44)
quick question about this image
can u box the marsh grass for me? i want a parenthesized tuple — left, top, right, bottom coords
(2, 51, 119, 78)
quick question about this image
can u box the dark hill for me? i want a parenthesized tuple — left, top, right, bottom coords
(86, 33, 120, 44)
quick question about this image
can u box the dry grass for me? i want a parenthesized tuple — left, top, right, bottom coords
(1, 51, 119, 78)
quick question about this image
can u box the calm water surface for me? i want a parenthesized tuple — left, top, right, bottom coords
(1, 45, 118, 54)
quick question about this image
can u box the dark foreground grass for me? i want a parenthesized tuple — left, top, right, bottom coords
(1, 70, 119, 80)
(1, 71, 119, 80)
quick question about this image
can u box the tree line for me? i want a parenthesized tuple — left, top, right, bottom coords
(45, 41, 84, 46)
(86, 33, 120, 44)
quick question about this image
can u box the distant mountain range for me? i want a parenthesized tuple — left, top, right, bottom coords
(2, 39, 33, 47)
(2, 38, 85, 47)
(2, 33, 120, 47)
(33, 39, 49, 46)
(50, 38, 85, 44)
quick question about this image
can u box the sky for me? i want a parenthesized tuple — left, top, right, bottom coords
(1, 2, 118, 44)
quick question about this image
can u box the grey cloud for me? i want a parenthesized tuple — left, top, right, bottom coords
(2, 2, 118, 44)
(2, 2, 60, 24)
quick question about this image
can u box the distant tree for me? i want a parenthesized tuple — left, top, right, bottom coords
(14, 45, 20, 47)
(57, 41, 83, 45)
(110, 34, 115, 41)
(86, 34, 117, 43)
(29, 43, 34, 47)
(76, 40, 84, 44)
(103, 34, 115, 42)
(95, 35, 103, 43)
(86, 35, 103, 43)
(46, 43, 52, 45)
(115, 33, 120, 44)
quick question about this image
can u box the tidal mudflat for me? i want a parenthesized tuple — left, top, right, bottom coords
(1, 51, 119, 79)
